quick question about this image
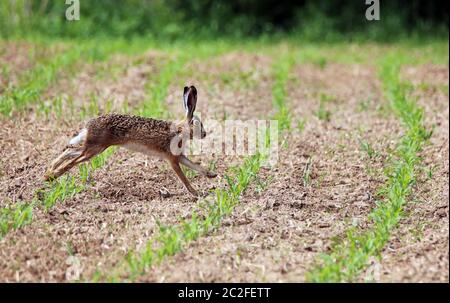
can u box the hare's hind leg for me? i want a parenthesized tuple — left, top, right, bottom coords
(44, 144, 106, 181)
(179, 155, 217, 178)
(44, 147, 84, 180)
(168, 157, 198, 197)
(72, 144, 106, 165)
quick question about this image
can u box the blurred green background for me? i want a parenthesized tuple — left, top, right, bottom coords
(0, 0, 448, 42)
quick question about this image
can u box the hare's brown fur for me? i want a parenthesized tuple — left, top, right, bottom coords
(86, 114, 175, 153)
(44, 86, 216, 197)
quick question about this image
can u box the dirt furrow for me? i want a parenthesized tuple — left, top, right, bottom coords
(1, 46, 447, 283)
(41, 51, 161, 116)
(0, 52, 157, 205)
(141, 62, 403, 282)
(80, 51, 275, 280)
(0, 51, 274, 281)
(374, 65, 449, 282)
(0, 41, 65, 92)
(0, 51, 159, 281)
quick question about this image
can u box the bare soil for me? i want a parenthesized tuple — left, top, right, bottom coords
(0, 49, 448, 282)
(0, 51, 159, 281)
(0, 41, 65, 92)
(143, 63, 404, 282)
(372, 65, 449, 282)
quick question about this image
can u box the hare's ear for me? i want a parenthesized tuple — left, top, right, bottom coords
(183, 85, 197, 121)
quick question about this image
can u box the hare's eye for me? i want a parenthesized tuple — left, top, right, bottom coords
(193, 120, 200, 127)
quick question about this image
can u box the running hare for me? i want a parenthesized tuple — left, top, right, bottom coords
(44, 85, 217, 197)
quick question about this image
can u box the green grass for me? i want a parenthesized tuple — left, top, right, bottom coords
(0, 147, 117, 237)
(0, 43, 87, 116)
(272, 53, 295, 131)
(319, 92, 336, 104)
(0, 56, 185, 235)
(39, 147, 117, 211)
(293, 42, 448, 66)
(0, 47, 148, 234)
(0, 44, 195, 239)
(0, 40, 144, 233)
(315, 100, 331, 122)
(0, 38, 156, 117)
(359, 139, 378, 160)
(93, 48, 291, 282)
(98, 153, 265, 282)
(0, 42, 218, 239)
(2, 39, 444, 280)
(296, 118, 306, 133)
(0, 201, 33, 238)
(137, 55, 186, 118)
(92, 50, 300, 282)
(39, 176, 84, 211)
(302, 157, 313, 187)
(357, 96, 373, 112)
(181, 167, 199, 179)
(0, 45, 190, 237)
(255, 175, 274, 195)
(219, 70, 258, 89)
(305, 53, 431, 282)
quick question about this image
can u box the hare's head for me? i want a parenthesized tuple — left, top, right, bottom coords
(182, 85, 206, 139)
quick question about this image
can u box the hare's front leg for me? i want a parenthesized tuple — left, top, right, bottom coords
(179, 155, 217, 178)
(168, 157, 199, 197)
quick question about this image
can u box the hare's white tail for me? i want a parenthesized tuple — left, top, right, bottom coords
(69, 128, 87, 145)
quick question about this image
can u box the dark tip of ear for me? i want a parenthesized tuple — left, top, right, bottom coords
(190, 86, 197, 96)
(183, 86, 189, 95)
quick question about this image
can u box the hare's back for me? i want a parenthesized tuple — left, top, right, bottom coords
(86, 114, 171, 146)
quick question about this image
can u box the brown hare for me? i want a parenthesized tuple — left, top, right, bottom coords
(44, 85, 217, 197)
